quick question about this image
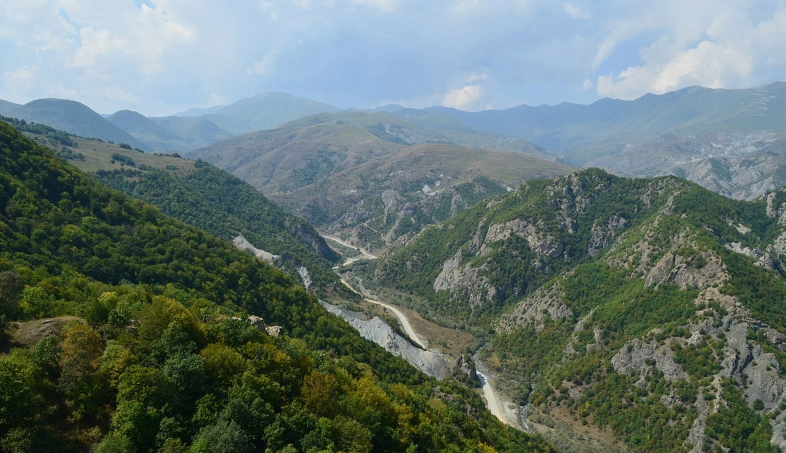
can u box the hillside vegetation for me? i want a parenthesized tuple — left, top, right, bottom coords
(364, 168, 786, 451)
(0, 120, 556, 452)
(1, 116, 348, 299)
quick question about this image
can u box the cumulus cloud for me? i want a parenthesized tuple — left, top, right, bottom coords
(594, 1, 786, 99)
(442, 84, 482, 110)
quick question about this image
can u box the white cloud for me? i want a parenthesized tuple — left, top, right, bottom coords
(2, 0, 786, 115)
(594, 1, 786, 99)
(563, 2, 588, 19)
(442, 84, 482, 109)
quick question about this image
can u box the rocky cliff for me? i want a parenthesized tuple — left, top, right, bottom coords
(365, 168, 786, 452)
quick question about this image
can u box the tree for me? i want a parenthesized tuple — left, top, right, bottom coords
(0, 271, 24, 330)
(59, 323, 106, 420)
(190, 420, 253, 453)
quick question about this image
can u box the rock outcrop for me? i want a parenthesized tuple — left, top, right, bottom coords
(320, 301, 450, 379)
(233, 235, 279, 264)
(612, 338, 688, 383)
(497, 282, 572, 332)
(433, 251, 496, 308)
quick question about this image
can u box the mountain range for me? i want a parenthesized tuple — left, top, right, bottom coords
(1, 92, 341, 153)
(428, 83, 786, 153)
(427, 83, 786, 199)
(189, 110, 573, 251)
(7, 82, 786, 201)
(6, 79, 786, 452)
(0, 118, 554, 453)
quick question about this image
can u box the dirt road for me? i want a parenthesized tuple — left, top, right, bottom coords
(324, 233, 518, 429)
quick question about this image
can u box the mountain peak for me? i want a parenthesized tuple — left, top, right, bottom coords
(7, 97, 146, 149)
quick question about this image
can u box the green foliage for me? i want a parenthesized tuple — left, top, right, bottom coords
(0, 120, 555, 453)
(705, 380, 778, 452)
(94, 158, 350, 300)
(110, 153, 136, 167)
(367, 168, 786, 452)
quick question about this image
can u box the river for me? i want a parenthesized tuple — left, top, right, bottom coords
(323, 233, 519, 429)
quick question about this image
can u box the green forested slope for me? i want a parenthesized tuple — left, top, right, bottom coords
(365, 169, 786, 452)
(1, 115, 349, 299)
(93, 161, 348, 300)
(0, 121, 555, 453)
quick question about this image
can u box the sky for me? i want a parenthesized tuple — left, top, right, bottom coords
(2, 0, 786, 116)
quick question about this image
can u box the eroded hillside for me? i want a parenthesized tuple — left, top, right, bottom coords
(364, 169, 786, 452)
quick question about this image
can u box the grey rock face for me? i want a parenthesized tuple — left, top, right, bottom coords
(497, 282, 572, 332)
(433, 251, 496, 308)
(644, 251, 726, 289)
(320, 301, 450, 379)
(588, 215, 628, 257)
(612, 338, 689, 382)
(485, 219, 563, 259)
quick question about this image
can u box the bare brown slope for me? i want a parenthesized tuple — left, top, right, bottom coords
(190, 111, 574, 251)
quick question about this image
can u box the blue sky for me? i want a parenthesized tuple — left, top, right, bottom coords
(2, 0, 785, 116)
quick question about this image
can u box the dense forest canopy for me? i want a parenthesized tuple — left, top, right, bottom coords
(0, 120, 555, 452)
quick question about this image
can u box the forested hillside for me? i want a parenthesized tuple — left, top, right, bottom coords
(0, 121, 556, 452)
(93, 161, 348, 300)
(1, 115, 348, 299)
(364, 169, 786, 451)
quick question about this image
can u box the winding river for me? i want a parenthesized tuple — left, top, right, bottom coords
(322, 233, 519, 429)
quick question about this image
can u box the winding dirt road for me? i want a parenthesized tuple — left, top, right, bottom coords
(322, 235, 376, 266)
(476, 369, 506, 423)
(365, 298, 428, 349)
(337, 275, 428, 349)
(323, 233, 518, 429)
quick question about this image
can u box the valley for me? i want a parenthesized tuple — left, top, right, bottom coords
(5, 80, 786, 452)
(0, 120, 555, 453)
(9, 2, 786, 451)
(323, 236, 524, 434)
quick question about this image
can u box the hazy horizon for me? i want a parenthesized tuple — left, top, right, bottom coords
(3, 0, 785, 117)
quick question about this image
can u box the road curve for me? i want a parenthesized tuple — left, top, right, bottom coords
(323, 234, 516, 429)
(322, 235, 376, 264)
(364, 298, 428, 350)
(337, 275, 428, 349)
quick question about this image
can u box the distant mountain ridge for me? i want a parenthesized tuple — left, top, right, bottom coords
(5, 98, 147, 150)
(427, 82, 786, 152)
(204, 92, 342, 135)
(3, 92, 341, 153)
(106, 110, 234, 152)
(173, 104, 226, 117)
(0, 99, 21, 115)
(190, 110, 573, 251)
(422, 82, 786, 199)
